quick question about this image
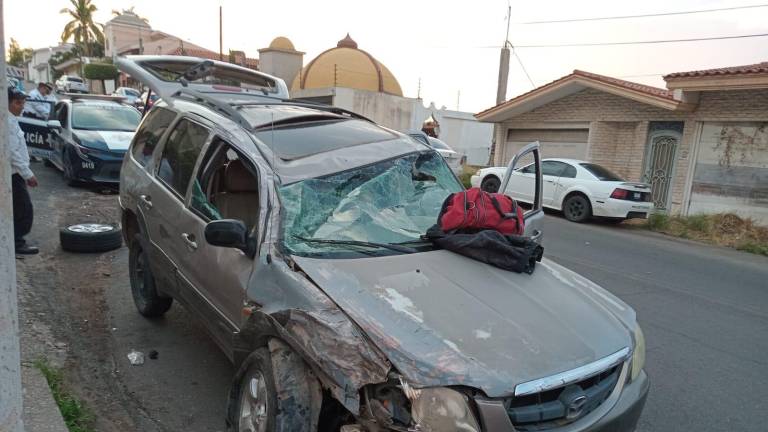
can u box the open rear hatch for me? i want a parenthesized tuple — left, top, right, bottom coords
(115, 55, 289, 102)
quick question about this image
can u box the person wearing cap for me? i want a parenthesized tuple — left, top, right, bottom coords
(22, 81, 55, 120)
(8, 87, 39, 255)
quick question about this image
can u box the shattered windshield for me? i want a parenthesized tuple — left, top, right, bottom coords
(280, 151, 462, 257)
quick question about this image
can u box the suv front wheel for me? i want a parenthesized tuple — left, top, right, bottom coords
(129, 234, 173, 317)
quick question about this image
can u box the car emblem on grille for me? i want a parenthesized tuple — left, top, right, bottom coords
(566, 395, 588, 420)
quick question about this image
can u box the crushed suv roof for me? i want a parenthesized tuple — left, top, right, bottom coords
(251, 116, 398, 161)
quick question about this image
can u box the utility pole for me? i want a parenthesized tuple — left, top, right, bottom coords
(219, 6, 223, 61)
(489, 2, 512, 166)
(417, 77, 421, 99)
(0, 1, 26, 430)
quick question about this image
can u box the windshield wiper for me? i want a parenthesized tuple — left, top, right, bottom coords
(292, 235, 418, 254)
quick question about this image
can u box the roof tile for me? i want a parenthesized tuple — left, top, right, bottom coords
(664, 61, 768, 79)
(476, 69, 675, 117)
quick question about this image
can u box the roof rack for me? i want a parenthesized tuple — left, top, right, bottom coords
(232, 100, 374, 123)
(172, 88, 254, 130)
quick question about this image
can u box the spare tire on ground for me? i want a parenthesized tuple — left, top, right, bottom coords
(60, 223, 123, 253)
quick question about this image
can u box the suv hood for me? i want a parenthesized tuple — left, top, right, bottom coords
(294, 251, 634, 397)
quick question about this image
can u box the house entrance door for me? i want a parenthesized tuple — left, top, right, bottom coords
(643, 124, 682, 210)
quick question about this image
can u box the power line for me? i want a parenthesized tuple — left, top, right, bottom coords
(509, 32, 768, 48)
(520, 4, 768, 24)
(511, 47, 536, 88)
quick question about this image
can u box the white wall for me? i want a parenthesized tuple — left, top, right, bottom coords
(304, 87, 493, 165)
(26, 45, 72, 83)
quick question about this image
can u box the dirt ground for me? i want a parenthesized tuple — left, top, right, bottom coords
(17, 162, 157, 431)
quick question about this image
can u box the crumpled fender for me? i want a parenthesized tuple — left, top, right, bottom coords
(234, 308, 391, 414)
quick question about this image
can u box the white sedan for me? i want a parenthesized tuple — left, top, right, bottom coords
(471, 158, 654, 222)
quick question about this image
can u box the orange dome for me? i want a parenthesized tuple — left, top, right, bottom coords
(291, 34, 403, 96)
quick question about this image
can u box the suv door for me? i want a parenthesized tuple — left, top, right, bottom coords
(143, 117, 212, 295)
(500, 141, 543, 239)
(174, 138, 260, 352)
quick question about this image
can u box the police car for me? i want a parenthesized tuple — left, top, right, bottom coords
(22, 94, 142, 185)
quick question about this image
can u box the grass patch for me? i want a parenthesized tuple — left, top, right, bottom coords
(458, 165, 480, 189)
(34, 359, 94, 432)
(643, 212, 768, 256)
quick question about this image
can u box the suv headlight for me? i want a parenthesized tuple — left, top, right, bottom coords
(630, 324, 646, 382)
(411, 387, 480, 432)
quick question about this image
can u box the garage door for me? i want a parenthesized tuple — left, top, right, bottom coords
(688, 122, 768, 225)
(503, 128, 589, 164)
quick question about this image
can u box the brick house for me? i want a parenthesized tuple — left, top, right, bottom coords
(476, 62, 768, 224)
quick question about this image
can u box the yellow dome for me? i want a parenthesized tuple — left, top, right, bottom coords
(291, 34, 403, 96)
(269, 36, 296, 51)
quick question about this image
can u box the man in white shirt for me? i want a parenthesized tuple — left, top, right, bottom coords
(22, 82, 54, 120)
(8, 87, 39, 255)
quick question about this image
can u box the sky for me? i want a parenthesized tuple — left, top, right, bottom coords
(5, 0, 768, 113)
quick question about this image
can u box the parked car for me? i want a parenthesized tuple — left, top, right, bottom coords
(408, 130, 463, 175)
(45, 95, 142, 184)
(117, 55, 648, 432)
(472, 158, 654, 222)
(140, 89, 160, 112)
(112, 86, 143, 108)
(55, 75, 88, 93)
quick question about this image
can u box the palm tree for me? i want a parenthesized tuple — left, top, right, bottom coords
(60, 0, 104, 57)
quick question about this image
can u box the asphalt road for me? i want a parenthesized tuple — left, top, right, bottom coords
(541, 216, 768, 432)
(24, 164, 768, 431)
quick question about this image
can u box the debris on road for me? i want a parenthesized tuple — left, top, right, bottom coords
(127, 350, 145, 366)
(148, 350, 159, 360)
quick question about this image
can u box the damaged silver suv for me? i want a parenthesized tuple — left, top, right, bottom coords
(117, 55, 648, 432)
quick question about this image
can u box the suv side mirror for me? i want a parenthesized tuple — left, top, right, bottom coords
(204, 219, 254, 256)
(48, 120, 62, 130)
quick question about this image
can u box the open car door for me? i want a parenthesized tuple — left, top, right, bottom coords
(115, 55, 289, 104)
(17, 100, 57, 160)
(500, 141, 543, 241)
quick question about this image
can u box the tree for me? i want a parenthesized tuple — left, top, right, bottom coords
(7, 38, 33, 67)
(84, 63, 118, 94)
(60, 0, 104, 57)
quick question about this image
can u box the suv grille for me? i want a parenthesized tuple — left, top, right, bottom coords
(505, 365, 621, 431)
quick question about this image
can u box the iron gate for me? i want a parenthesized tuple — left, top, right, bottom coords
(643, 135, 678, 210)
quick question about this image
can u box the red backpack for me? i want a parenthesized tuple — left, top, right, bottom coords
(437, 188, 525, 235)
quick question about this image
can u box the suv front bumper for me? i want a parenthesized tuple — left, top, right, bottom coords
(475, 370, 649, 432)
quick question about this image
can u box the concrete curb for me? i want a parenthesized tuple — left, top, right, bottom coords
(22, 365, 68, 432)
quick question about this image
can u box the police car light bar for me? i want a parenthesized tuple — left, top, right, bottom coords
(63, 93, 128, 103)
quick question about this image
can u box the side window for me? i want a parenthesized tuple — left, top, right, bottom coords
(561, 164, 577, 178)
(156, 118, 210, 197)
(191, 138, 260, 231)
(55, 104, 68, 128)
(521, 163, 536, 174)
(131, 107, 176, 166)
(542, 161, 567, 177)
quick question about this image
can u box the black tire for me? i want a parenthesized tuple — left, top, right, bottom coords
(60, 223, 123, 252)
(229, 348, 278, 432)
(129, 234, 172, 318)
(563, 194, 592, 223)
(481, 176, 501, 193)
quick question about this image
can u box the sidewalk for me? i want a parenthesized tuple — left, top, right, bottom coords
(22, 365, 68, 432)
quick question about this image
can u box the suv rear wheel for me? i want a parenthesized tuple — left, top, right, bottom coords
(129, 234, 172, 317)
